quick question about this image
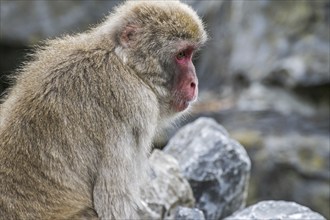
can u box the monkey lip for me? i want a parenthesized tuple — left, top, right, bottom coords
(172, 91, 198, 112)
(173, 99, 195, 112)
(175, 101, 189, 112)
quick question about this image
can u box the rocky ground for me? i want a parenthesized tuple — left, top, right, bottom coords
(142, 118, 326, 220)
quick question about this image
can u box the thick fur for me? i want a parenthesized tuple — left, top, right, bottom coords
(0, 1, 207, 219)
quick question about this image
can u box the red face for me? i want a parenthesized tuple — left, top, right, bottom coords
(172, 47, 198, 112)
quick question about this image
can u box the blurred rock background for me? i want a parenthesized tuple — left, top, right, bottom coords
(0, 0, 329, 219)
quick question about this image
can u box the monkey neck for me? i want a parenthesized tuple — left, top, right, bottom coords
(112, 47, 159, 98)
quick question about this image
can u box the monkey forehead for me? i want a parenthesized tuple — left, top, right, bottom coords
(107, 1, 207, 44)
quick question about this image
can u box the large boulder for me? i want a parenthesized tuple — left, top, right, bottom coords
(251, 134, 330, 218)
(195, 109, 329, 219)
(164, 117, 251, 220)
(224, 200, 326, 220)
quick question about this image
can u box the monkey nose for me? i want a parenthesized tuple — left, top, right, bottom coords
(189, 81, 198, 100)
(190, 82, 196, 89)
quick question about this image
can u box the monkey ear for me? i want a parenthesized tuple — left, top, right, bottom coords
(119, 25, 140, 48)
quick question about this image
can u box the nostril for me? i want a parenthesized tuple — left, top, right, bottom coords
(190, 82, 196, 89)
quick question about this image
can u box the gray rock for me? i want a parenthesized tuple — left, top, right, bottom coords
(263, 134, 330, 180)
(197, 110, 330, 219)
(236, 83, 317, 116)
(139, 149, 195, 220)
(252, 134, 330, 219)
(174, 207, 205, 220)
(186, 0, 330, 91)
(224, 200, 326, 220)
(164, 117, 251, 220)
(0, 1, 119, 44)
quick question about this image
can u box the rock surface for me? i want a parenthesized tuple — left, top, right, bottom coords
(224, 200, 326, 220)
(174, 207, 205, 220)
(201, 110, 330, 218)
(251, 134, 330, 217)
(0, 1, 118, 44)
(139, 150, 195, 220)
(164, 117, 251, 220)
(191, 0, 330, 89)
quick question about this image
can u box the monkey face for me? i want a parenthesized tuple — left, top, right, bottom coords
(170, 46, 198, 112)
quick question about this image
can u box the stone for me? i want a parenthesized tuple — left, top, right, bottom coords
(174, 207, 205, 220)
(164, 117, 251, 220)
(224, 200, 326, 220)
(139, 149, 195, 220)
(0, 1, 118, 43)
(252, 134, 330, 219)
(236, 83, 316, 116)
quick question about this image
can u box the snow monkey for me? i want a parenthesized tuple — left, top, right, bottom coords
(0, 1, 207, 219)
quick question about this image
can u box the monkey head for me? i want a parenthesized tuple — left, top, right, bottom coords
(99, 1, 207, 120)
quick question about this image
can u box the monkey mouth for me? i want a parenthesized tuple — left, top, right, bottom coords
(172, 98, 195, 112)
(171, 87, 198, 112)
(175, 101, 189, 112)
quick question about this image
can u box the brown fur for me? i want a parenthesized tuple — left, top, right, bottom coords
(0, 1, 207, 219)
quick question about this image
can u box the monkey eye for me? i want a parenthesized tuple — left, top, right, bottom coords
(176, 51, 186, 60)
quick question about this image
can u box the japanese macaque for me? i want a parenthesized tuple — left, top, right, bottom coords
(0, 1, 207, 219)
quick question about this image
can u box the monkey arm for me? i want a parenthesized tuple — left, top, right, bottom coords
(93, 119, 157, 219)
